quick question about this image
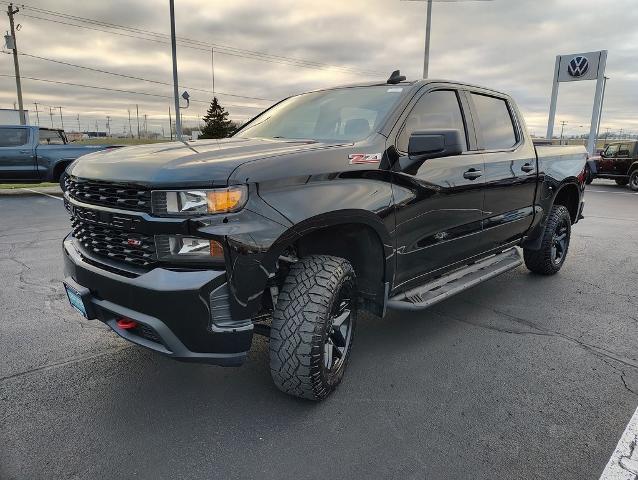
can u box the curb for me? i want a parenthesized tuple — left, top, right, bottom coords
(0, 186, 64, 197)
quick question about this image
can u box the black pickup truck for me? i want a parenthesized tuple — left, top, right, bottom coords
(62, 73, 587, 400)
(589, 140, 638, 190)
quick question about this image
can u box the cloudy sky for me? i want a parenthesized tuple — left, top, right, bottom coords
(1, 0, 636, 138)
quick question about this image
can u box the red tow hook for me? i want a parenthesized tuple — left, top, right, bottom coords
(116, 318, 138, 330)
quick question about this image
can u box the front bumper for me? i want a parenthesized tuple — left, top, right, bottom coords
(63, 235, 253, 366)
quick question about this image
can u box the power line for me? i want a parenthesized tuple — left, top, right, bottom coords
(17, 4, 383, 76)
(3, 51, 274, 102)
(0, 73, 264, 109)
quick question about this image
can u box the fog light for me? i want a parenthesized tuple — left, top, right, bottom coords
(155, 235, 224, 263)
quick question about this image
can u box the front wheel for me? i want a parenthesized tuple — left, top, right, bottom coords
(585, 164, 593, 185)
(269, 255, 356, 401)
(629, 171, 638, 192)
(523, 205, 572, 275)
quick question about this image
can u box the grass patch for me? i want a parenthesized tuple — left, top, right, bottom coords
(0, 182, 58, 189)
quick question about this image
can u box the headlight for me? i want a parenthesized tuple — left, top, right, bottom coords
(155, 235, 224, 263)
(151, 186, 247, 216)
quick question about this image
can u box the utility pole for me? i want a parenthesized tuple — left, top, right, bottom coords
(57, 106, 64, 130)
(136, 104, 140, 139)
(7, 3, 25, 124)
(76, 114, 81, 133)
(559, 120, 567, 145)
(211, 47, 215, 97)
(169, 0, 183, 140)
(106, 116, 111, 136)
(49, 107, 54, 128)
(33, 102, 40, 125)
(143, 114, 147, 138)
(128, 109, 132, 137)
(168, 106, 173, 141)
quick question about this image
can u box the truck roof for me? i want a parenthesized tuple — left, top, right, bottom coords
(312, 78, 510, 98)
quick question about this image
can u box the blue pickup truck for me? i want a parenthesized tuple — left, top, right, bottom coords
(0, 125, 116, 188)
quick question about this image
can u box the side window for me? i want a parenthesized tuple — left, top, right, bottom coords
(604, 144, 619, 157)
(617, 144, 630, 156)
(471, 93, 517, 150)
(38, 130, 66, 145)
(0, 128, 28, 147)
(397, 90, 467, 153)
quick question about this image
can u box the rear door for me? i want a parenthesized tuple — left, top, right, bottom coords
(391, 87, 487, 291)
(468, 91, 537, 249)
(0, 127, 35, 180)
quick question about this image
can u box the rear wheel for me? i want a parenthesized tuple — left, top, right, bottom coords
(615, 178, 629, 186)
(269, 255, 356, 401)
(523, 205, 571, 275)
(629, 171, 638, 192)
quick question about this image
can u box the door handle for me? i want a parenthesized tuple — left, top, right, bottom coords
(463, 168, 483, 180)
(521, 163, 535, 173)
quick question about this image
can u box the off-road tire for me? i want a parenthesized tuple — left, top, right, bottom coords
(59, 172, 68, 192)
(615, 178, 629, 186)
(523, 205, 571, 275)
(629, 170, 638, 192)
(269, 255, 356, 401)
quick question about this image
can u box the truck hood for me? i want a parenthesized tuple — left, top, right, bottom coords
(67, 137, 346, 187)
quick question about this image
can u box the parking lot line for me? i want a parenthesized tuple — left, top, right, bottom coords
(587, 189, 638, 195)
(599, 406, 638, 479)
(19, 188, 64, 200)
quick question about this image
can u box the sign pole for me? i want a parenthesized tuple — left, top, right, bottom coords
(587, 50, 607, 155)
(546, 55, 560, 140)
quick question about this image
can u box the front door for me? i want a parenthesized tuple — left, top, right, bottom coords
(0, 127, 35, 180)
(391, 88, 486, 291)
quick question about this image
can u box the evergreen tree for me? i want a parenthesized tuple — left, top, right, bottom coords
(200, 97, 234, 139)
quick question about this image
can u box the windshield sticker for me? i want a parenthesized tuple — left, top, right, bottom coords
(387, 88, 403, 93)
(349, 153, 382, 165)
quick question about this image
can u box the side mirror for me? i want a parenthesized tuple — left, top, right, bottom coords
(399, 129, 464, 173)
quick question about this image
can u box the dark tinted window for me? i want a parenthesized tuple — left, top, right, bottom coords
(471, 94, 517, 150)
(618, 144, 630, 156)
(397, 90, 466, 152)
(0, 128, 28, 147)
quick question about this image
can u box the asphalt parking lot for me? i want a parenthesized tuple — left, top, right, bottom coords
(1, 181, 636, 480)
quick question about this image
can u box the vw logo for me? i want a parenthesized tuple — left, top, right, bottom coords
(567, 56, 589, 77)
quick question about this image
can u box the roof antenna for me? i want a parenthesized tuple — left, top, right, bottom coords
(387, 70, 406, 85)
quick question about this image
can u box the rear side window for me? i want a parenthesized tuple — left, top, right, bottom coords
(471, 94, 517, 150)
(0, 128, 28, 147)
(397, 90, 467, 153)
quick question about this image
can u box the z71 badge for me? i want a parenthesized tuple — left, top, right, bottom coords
(348, 153, 382, 165)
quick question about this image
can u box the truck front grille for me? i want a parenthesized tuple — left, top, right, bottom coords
(66, 176, 152, 212)
(71, 218, 157, 268)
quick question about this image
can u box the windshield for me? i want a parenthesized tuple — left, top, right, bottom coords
(235, 86, 406, 142)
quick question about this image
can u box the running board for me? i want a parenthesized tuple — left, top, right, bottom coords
(387, 248, 523, 311)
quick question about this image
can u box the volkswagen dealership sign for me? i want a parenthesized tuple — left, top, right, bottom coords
(557, 51, 604, 83)
(547, 50, 608, 154)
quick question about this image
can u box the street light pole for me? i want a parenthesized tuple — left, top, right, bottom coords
(169, 0, 183, 141)
(423, 0, 432, 79)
